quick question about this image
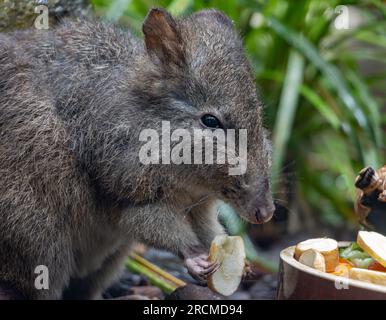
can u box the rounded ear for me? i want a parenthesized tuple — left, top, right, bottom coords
(193, 9, 233, 28)
(142, 8, 185, 67)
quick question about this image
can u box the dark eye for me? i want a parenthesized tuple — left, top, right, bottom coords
(200, 114, 223, 129)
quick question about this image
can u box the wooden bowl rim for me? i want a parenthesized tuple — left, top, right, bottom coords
(280, 242, 386, 294)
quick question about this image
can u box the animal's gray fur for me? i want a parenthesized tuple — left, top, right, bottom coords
(0, 8, 274, 299)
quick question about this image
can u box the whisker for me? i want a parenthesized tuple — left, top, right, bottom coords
(272, 161, 296, 174)
(183, 190, 221, 213)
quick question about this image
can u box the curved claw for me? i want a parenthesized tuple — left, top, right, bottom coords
(184, 255, 221, 284)
(197, 261, 221, 282)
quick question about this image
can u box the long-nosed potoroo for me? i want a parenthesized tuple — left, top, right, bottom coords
(0, 8, 275, 299)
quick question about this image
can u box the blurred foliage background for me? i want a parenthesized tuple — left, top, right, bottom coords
(2, 0, 384, 290)
(90, 0, 386, 232)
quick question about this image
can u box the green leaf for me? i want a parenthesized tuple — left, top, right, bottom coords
(271, 49, 304, 189)
(299, 85, 340, 129)
(266, 16, 369, 132)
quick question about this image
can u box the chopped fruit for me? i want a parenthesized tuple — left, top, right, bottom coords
(357, 231, 386, 268)
(339, 242, 374, 268)
(368, 261, 386, 272)
(349, 268, 386, 286)
(207, 235, 245, 296)
(298, 249, 326, 272)
(339, 258, 353, 266)
(331, 263, 352, 277)
(295, 238, 339, 272)
(292, 232, 386, 287)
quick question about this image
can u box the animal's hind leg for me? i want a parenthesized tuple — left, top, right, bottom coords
(0, 281, 25, 300)
(62, 245, 131, 300)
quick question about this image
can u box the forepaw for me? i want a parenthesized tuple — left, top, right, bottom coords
(242, 260, 264, 281)
(184, 254, 220, 284)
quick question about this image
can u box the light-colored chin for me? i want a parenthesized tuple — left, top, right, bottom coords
(217, 200, 259, 225)
(239, 213, 259, 225)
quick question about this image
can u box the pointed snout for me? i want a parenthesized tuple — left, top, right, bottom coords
(246, 187, 275, 224)
(254, 202, 275, 224)
(224, 178, 275, 225)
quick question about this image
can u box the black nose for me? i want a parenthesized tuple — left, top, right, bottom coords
(255, 205, 275, 224)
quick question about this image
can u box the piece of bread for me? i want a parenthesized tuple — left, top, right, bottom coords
(295, 238, 339, 272)
(298, 249, 326, 272)
(349, 267, 386, 286)
(357, 231, 386, 268)
(208, 235, 245, 296)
